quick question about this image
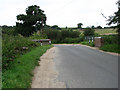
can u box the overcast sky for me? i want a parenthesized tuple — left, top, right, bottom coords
(0, 0, 118, 27)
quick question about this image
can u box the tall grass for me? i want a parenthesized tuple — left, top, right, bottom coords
(2, 34, 40, 70)
(2, 45, 53, 88)
(99, 35, 119, 53)
(100, 44, 119, 53)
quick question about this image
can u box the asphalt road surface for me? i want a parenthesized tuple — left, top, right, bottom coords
(53, 44, 118, 88)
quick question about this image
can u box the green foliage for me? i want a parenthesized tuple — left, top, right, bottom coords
(81, 41, 95, 47)
(99, 35, 119, 53)
(44, 29, 80, 43)
(77, 23, 83, 29)
(2, 45, 53, 88)
(96, 26, 103, 29)
(101, 35, 118, 44)
(2, 26, 18, 36)
(16, 5, 46, 36)
(63, 37, 84, 43)
(108, 0, 120, 35)
(2, 34, 39, 70)
(100, 44, 119, 53)
(51, 25, 61, 30)
(83, 28, 95, 36)
(30, 31, 48, 39)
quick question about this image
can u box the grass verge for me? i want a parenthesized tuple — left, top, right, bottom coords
(100, 44, 120, 54)
(80, 41, 95, 47)
(2, 45, 53, 88)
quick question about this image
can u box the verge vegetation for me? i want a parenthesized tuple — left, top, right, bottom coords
(99, 35, 119, 53)
(2, 45, 53, 88)
(2, 25, 52, 88)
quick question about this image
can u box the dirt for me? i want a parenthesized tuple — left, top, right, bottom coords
(31, 47, 66, 88)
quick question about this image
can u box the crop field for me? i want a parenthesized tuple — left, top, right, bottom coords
(73, 28, 117, 35)
(95, 28, 117, 35)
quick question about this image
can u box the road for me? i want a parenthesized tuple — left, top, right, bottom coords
(53, 44, 118, 88)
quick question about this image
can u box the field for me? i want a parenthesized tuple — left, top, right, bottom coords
(95, 28, 117, 35)
(73, 28, 117, 35)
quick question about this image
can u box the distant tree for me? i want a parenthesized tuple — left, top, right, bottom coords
(108, 0, 120, 36)
(83, 28, 95, 36)
(51, 25, 61, 30)
(16, 5, 46, 36)
(77, 23, 83, 29)
(66, 26, 68, 29)
(91, 25, 95, 29)
(96, 26, 102, 29)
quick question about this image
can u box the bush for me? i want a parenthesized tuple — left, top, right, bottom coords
(83, 28, 95, 36)
(30, 32, 48, 39)
(44, 29, 59, 40)
(98, 35, 119, 53)
(100, 44, 119, 53)
(44, 29, 80, 43)
(2, 26, 18, 36)
(101, 35, 118, 44)
(63, 37, 83, 43)
(81, 41, 95, 47)
(2, 34, 39, 70)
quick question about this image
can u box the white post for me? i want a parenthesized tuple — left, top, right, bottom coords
(49, 40, 51, 45)
(41, 42, 42, 46)
(89, 38, 90, 44)
(92, 37, 93, 42)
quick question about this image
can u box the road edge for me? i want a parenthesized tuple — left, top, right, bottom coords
(54, 44, 119, 56)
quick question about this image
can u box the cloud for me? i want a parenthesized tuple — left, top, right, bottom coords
(0, 0, 118, 27)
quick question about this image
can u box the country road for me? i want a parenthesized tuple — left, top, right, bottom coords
(53, 44, 118, 88)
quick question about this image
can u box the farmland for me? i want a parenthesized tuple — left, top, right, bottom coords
(73, 28, 117, 35)
(95, 28, 117, 35)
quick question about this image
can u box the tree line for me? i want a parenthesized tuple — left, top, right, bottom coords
(2, 0, 120, 37)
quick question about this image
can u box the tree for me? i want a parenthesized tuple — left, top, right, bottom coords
(77, 23, 83, 29)
(16, 5, 46, 36)
(108, 0, 120, 36)
(96, 26, 102, 29)
(51, 25, 61, 30)
(91, 25, 95, 29)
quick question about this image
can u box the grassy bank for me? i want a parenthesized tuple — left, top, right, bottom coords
(2, 45, 53, 88)
(99, 35, 119, 53)
(100, 44, 119, 53)
(80, 35, 119, 54)
(80, 41, 95, 47)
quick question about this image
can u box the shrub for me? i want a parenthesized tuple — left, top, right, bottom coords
(83, 28, 95, 36)
(100, 44, 119, 53)
(2, 34, 39, 70)
(81, 41, 95, 47)
(44, 29, 80, 43)
(30, 32, 48, 39)
(101, 35, 118, 44)
(63, 37, 83, 43)
(44, 29, 59, 40)
(2, 26, 18, 36)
